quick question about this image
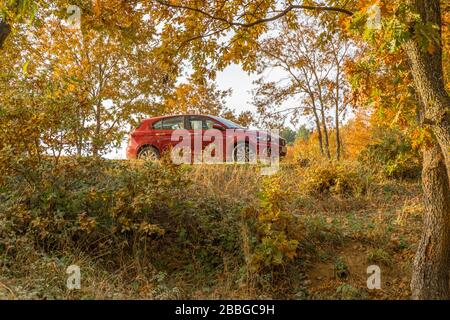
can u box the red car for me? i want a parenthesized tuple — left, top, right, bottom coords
(126, 114, 287, 162)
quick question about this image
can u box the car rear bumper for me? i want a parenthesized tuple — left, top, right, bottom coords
(126, 146, 138, 159)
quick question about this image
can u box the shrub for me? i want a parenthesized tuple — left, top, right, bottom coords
(358, 128, 421, 179)
(0, 158, 185, 258)
(0, 158, 248, 279)
(243, 175, 300, 274)
(300, 161, 369, 197)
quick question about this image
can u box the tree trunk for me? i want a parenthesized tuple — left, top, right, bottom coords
(312, 107, 324, 155)
(335, 65, 341, 161)
(309, 59, 331, 160)
(405, 0, 450, 300)
(335, 107, 341, 160)
(411, 143, 450, 299)
(307, 91, 325, 155)
(92, 104, 101, 157)
(404, 0, 450, 178)
(320, 106, 331, 159)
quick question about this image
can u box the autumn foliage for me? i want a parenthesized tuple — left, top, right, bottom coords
(0, 0, 449, 300)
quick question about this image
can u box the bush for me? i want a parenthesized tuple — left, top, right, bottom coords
(0, 158, 248, 279)
(243, 175, 301, 274)
(300, 161, 369, 197)
(0, 158, 185, 257)
(358, 128, 421, 179)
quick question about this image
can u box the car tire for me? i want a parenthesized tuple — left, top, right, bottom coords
(138, 146, 160, 161)
(233, 142, 256, 163)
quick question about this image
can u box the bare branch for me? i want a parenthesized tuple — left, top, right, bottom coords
(154, 1, 354, 28)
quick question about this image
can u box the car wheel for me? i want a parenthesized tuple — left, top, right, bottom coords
(233, 142, 256, 163)
(138, 146, 160, 161)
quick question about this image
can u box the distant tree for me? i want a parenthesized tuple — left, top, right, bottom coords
(296, 125, 311, 142)
(252, 17, 353, 159)
(280, 127, 297, 145)
(0, 3, 173, 157)
(0, 0, 39, 48)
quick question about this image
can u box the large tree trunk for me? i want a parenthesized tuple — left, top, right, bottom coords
(405, 0, 450, 299)
(404, 0, 450, 177)
(411, 143, 450, 299)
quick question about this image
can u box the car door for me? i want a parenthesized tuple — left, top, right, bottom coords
(187, 116, 226, 163)
(152, 116, 187, 154)
(203, 117, 227, 162)
(186, 116, 205, 162)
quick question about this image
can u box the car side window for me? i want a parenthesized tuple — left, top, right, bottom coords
(189, 117, 204, 130)
(152, 120, 163, 129)
(204, 119, 216, 130)
(162, 117, 184, 130)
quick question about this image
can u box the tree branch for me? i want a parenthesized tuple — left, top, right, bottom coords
(154, 1, 354, 28)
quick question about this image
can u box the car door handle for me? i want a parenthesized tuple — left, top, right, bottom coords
(155, 133, 165, 136)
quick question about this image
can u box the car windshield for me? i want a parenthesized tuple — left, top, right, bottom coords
(210, 116, 245, 129)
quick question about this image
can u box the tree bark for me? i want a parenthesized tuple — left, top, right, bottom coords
(312, 106, 324, 155)
(307, 90, 324, 156)
(320, 105, 331, 159)
(315, 118, 324, 155)
(404, 0, 450, 178)
(335, 104, 341, 160)
(92, 103, 101, 157)
(405, 0, 450, 300)
(411, 143, 450, 299)
(335, 64, 341, 161)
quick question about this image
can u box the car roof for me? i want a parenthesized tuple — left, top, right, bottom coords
(145, 114, 218, 122)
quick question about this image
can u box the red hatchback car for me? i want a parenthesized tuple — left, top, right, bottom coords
(126, 114, 287, 162)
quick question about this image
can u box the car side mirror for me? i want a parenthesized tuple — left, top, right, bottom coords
(212, 123, 225, 131)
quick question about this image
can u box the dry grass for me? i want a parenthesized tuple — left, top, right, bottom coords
(186, 164, 263, 208)
(0, 159, 424, 300)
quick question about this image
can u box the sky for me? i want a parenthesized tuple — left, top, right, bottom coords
(215, 64, 259, 114)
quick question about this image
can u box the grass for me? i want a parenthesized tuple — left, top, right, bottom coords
(0, 159, 423, 300)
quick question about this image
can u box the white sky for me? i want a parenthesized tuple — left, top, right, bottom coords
(215, 64, 259, 114)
